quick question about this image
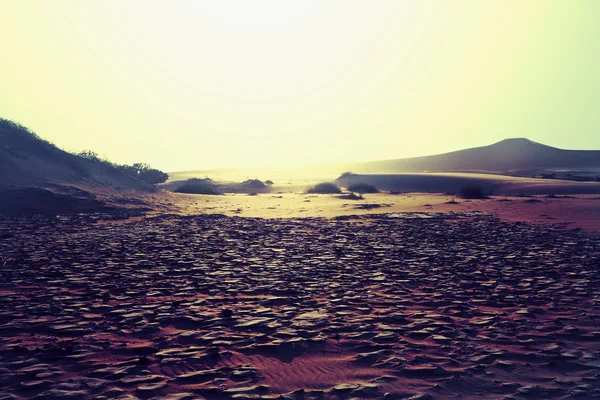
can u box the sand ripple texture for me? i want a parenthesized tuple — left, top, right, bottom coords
(0, 213, 599, 399)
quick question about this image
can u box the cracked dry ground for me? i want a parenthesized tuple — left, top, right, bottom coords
(0, 213, 599, 400)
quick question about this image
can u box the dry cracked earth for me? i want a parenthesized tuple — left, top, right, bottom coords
(0, 213, 599, 399)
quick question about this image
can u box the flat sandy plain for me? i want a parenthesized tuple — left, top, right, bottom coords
(165, 171, 600, 232)
(174, 191, 600, 233)
(1, 184, 600, 399)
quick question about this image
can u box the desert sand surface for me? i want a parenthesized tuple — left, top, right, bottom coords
(3, 131, 600, 398)
(173, 192, 600, 233)
(1, 212, 600, 399)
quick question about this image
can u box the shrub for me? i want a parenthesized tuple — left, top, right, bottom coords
(339, 192, 363, 200)
(76, 150, 102, 162)
(137, 168, 168, 184)
(354, 203, 387, 210)
(126, 163, 169, 184)
(347, 182, 379, 194)
(265, 180, 274, 185)
(77, 152, 169, 184)
(305, 182, 342, 194)
(459, 186, 488, 199)
(175, 178, 222, 195)
(241, 179, 266, 189)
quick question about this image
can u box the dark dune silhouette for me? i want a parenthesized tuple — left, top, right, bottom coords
(167, 139, 600, 187)
(0, 119, 153, 191)
(350, 138, 600, 174)
(336, 172, 600, 196)
(332, 139, 600, 195)
(0, 119, 155, 215)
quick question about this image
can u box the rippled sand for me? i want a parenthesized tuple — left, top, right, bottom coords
(1, 212, 599, 399)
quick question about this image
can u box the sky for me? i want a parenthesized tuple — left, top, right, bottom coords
(1, 1, 599, 172)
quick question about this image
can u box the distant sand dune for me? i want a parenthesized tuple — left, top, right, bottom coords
(348, 138, 600, 174)
(337, 173, 600, 196)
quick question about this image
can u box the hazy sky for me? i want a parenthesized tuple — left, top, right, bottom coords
(2, 1, 599, 171)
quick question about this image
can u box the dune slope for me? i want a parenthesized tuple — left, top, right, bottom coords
(0, 119, 154, 215)
(350, 138, 600, 174)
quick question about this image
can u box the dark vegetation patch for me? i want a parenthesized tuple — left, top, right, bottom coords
(221, 179, 271, 194)
(240, 179, 266, 189)
(347, 182, 379, 194)
(77, 152, 168, 185)
(459, 186, 489, 199)
(174, 178, 222, 195)
(173, 178, 272, 195)
(337, 193, 364, 200)
(305, 182, 342, 194)
(353, 203, 392, 210)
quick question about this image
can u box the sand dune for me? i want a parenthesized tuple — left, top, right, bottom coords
(347, 138, 600, 174)
(0, 120, 152, 192)
(168, 138, 600, 183)
(337, 173, 600, 196)
(0, 119, 158, 216)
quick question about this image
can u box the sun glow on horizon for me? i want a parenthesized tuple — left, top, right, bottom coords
(1, 1, 600, 171)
